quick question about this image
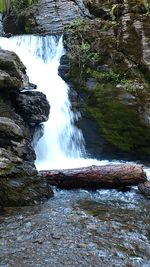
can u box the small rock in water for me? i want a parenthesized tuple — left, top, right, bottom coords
(138, 181, 150, 196)
(87, 223, 97, 230)
(51, 232, 61, 239)
(25, 222, 32, 229)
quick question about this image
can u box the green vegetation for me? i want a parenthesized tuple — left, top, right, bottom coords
(143, 1, 150, 14)
(65, 15, 150, 156)
(11, 0, 37, 12)
(110, 4, 118, 21)
(85, 99, 150, 154)
(0, 0, 37, 13)
(0, 0, 5, 12)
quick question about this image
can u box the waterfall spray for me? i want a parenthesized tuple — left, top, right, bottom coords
(0, 34, 108, 169)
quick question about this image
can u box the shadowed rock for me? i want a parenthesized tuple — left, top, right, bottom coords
(0, 48, 52, 209)
(13, 91, 50, 125)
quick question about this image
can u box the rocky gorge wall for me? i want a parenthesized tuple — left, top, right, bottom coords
(3, 0, 91, 35)
(59, 0, 150, 160)
(0, 48, 52, 209)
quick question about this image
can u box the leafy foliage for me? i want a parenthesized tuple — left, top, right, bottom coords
(11, 0, 37, 11)
(0, 0, 37, 13)
(0, 0, 5, 12)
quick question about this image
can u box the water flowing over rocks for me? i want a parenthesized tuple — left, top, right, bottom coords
(1, 189, 150, 266)
(0, 48, 52, 209)
(0, 1, 150, 265)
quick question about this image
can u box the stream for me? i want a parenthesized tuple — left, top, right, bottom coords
(0, 35, 150, 266)
(0, 186, 150, 267)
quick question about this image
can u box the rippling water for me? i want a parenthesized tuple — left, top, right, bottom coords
(0, 185, 150, 267)
(0, 35, 150, 266)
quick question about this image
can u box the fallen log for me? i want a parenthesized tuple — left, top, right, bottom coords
(40, 164, 147, 189)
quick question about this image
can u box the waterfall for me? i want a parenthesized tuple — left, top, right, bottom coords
(0, 35, 109, 169)
(0, 13, 3, 36)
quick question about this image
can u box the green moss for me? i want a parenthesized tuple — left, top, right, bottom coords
(65, 17, 150, 156)
(84, 91, 150, 154)
(0, 162, 15, 176)
(11, 0, 37, 12)
(24, 19, 32, 33)
(87, 69, 121, 83)
(0, 0, 5, 12)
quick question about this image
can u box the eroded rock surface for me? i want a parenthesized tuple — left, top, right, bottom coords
(13, 91, 50, 124)
(0, 49, 28, 89)
(3, 0, 91, 35)
(0, 49, 52, 209)
(60, 0, 150, 159)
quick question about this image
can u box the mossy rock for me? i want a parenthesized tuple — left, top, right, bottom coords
(3, 0, 38, 35)
(83, 82, 150, 155)
(63, 9, 150, 157)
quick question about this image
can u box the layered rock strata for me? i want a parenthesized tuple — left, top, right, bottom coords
(3, 0, 91, 35)
(0, 49, 52, 209)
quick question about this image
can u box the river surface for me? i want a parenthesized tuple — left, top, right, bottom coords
(0, 184, 150, 267)
(0, 35, 150, 266)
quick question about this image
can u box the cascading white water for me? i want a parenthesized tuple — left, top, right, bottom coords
(0, 35, 108, 169)
(0, 13, 3, 36)
(0, 35, 150, 178)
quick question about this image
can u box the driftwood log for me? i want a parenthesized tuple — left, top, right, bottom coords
(40, 164, 147, 189)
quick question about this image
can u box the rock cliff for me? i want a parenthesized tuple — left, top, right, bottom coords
(0, 49, 52, 209)
(3, 0, 91, 35)
(59, 0, 150, 159)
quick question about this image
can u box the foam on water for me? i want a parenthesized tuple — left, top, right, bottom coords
(0, 35, 149, 176)
(0, 35, 91, 169)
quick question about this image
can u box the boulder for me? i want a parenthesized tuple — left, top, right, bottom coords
(13, 91, 50, 125)
(0, 49, 28, 90)
(0, 117, 24, 139)
(138, 181, 150, 197)
(0, 159, 52, 208)
(0, 69, 22, 89)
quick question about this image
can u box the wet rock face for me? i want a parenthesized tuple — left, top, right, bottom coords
(3, 0, 91, 35)
(13, 91, 50, 124)
(62, 0, 150, 158)
(0, 49, 28, 89)
(0, 49, 52, 209)
(0, 117, 24, 139)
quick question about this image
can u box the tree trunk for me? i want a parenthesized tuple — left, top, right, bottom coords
(40, 164, 147, 189)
